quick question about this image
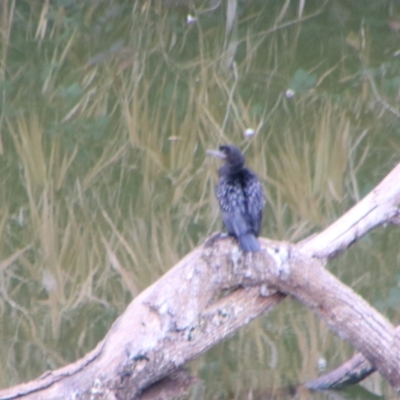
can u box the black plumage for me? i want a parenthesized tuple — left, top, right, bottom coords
(208, 145, 266, 252)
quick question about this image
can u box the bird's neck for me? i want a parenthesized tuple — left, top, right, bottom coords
(219, 163, 245, 176)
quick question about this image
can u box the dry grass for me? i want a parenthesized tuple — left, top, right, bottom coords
(0, 0, 399, 397)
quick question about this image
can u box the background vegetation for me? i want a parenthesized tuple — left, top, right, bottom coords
(1, 0, 400, 398)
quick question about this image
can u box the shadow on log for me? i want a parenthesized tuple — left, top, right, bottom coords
(0, 164, 400, 400)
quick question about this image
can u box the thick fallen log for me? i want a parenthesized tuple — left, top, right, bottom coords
(0, 164, 399, 400)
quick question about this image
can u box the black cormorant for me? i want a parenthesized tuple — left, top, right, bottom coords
(208, 145, 266, 252)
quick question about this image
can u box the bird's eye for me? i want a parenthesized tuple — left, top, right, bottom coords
(220, 146, 229, 155)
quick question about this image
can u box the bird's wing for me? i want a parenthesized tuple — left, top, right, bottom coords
(243, 175, 266, 236)
(216, 179, 249, 237)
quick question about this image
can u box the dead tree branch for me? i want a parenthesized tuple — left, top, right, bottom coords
(306, 353, 375, 390)
(300, 163, 400, 258)
(0, 164, 399, 399)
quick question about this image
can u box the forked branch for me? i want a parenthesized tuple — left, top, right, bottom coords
(0, 164, 399, 400)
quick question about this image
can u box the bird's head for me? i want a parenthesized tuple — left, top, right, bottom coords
(207, 145, 245, 171)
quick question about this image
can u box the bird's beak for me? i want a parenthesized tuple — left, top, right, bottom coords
(206, 149, 226, 159)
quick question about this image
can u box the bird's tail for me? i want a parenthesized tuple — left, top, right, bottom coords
(239, 234, 260, 252)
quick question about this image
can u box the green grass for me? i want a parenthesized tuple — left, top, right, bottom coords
(0, 1, 399, 398)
